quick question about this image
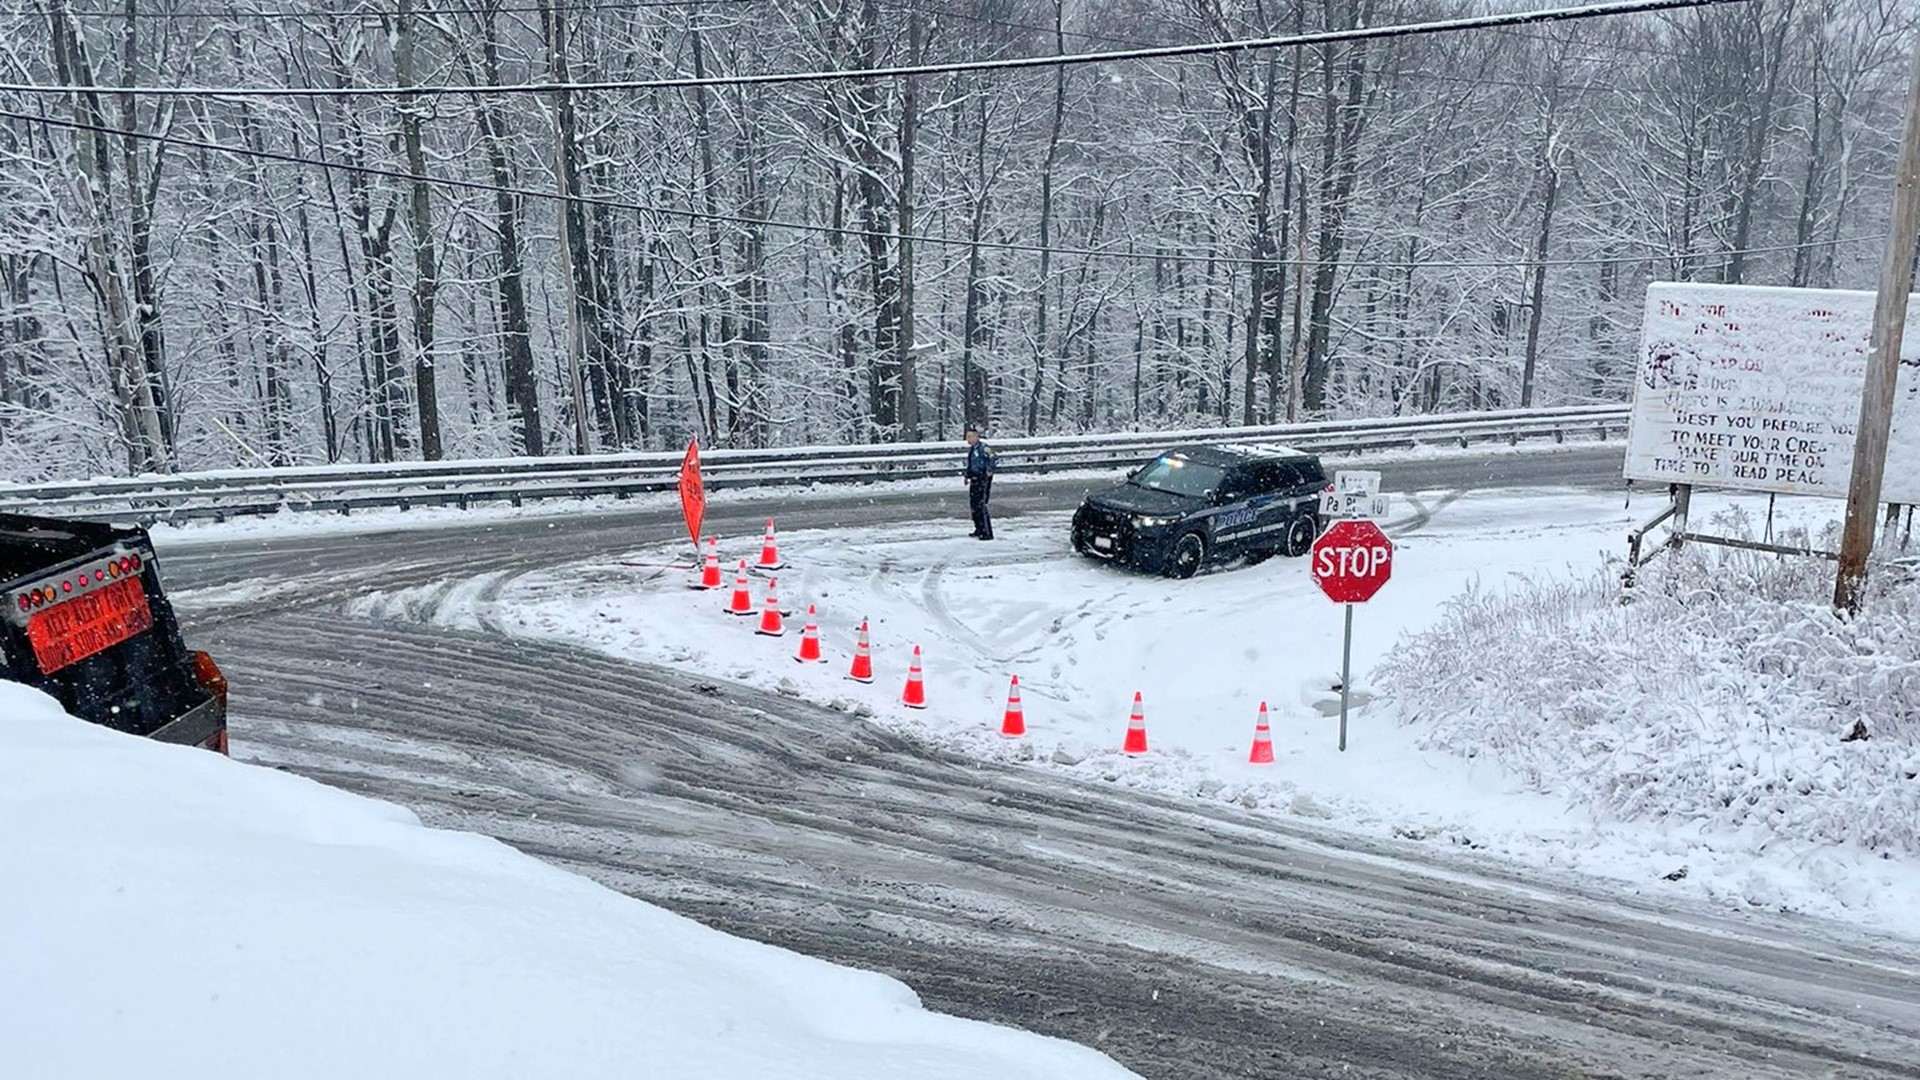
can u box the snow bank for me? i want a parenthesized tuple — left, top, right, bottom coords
(0, 682, 1135, 1080)
(1382, 510, 1920, 856)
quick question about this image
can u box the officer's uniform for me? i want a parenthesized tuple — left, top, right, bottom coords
(965, 439, 996, 540)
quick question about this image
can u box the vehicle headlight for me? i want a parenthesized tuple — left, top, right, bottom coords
(1132, 514, 1178, 529)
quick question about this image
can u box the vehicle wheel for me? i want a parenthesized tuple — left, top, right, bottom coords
(1168, 532, 1206, 579)
(1281, 515, 1317, 557)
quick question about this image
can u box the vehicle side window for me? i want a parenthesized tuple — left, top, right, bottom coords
(1253, 463, 1292, 493)
(1218, 467, 1255, 502)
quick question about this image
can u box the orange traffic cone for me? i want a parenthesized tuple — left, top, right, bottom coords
(1122, 692, 1148, 754)
(756, 518, 784, 571)
(794, 605, 824, 663)
(1001, 675, 1026, 737)
(902, 646, 928, 709)
(1249, 701, 1274, 764)
(847, 620, 875, 683)
(726, 561, 754, 616)
(694, 537, 722, 590)
(757, 579, 786, 636)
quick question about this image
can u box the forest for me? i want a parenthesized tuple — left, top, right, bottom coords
(0, 0, 1912, 479)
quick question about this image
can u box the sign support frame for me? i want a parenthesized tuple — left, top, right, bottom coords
(1338, 603, 1354, 753)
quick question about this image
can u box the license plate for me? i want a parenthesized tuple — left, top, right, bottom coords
(26, 577, 154, 674)
(1093, 536, 1114, 550)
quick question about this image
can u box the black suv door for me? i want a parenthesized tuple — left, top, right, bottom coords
(1223, 459, 1321, 557)
(1207, 463, 1299, 558)
(1266, 459, 1326, 555)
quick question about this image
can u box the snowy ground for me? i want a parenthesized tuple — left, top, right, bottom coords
(341, 483, 1920, 939)
(0, 682, 1136, 1080)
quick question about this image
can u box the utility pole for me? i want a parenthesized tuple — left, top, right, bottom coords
(1834, 34, 1920, 613)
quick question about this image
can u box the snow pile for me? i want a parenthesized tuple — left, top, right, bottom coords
(0, 681, 1135, 1080)
(1383, 512, 1920, 856)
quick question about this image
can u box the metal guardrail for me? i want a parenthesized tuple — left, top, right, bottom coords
(0, 405, 1630, 523)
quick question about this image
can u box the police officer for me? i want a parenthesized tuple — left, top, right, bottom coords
(963, 425, 995, 540)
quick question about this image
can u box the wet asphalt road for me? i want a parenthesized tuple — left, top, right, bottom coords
(159, 446, 1920, 1079)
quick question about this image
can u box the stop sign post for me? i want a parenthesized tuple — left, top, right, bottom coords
(1311, 518, 1394, 750)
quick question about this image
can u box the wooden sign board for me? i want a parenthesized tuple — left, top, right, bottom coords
(1623, 283, 1919, 502)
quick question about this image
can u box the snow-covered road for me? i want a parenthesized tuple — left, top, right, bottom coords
(158, 447, 1920, 1078)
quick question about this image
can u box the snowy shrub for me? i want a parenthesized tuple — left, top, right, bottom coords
(1382, 512, 1920, 856)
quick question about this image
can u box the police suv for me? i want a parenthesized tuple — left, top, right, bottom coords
(1070, 444, 1327, 578)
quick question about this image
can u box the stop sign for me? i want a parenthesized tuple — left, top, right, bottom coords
(1311, 518, 1394, 603)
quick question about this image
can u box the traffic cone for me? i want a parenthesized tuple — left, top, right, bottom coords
(726, 561, 753, 616)
(1249, 701, 1274, 764)
(847, 620, 875, 683)
(1122, 692, 1148, 754)
(694, 537, 722, 590)
(794, 605, 824, 663)
(757, 579, 786, 636)
(1001, 675, 1026, 737)
(756, 518, 784, 571)
(902, 646, 928, 709)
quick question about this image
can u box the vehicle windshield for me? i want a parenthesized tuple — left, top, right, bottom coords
(1129, 454, 1226, 499)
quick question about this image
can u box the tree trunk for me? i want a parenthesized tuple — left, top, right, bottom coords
(1521, 75, 1563, 409)
(544, 0, 595, 452)
(895, 2, 921, 439)
(47, 2, 168, 472)
(1302, 0, 1372, 413)
(476, 4, 543, 455)
(1791, 0, 1830, 288)
(959, 92, 991, 429)
(118, 0, 173, 462)
(689, 14, 740, 443)
(1521, 162, 1559, 407)
(1241, 55, 1280, 426)
(277, 125, 341, 463)
(1026, 1, 1067, 436)
(1725, 0, 1798, 284)
(396, 0, 443, 459)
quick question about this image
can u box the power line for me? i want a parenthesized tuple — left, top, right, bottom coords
(5, 0, 765, 18)
(0, 0, 1753, 97)
(1, 105, 1872, 273)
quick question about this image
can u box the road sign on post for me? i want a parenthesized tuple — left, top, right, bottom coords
(1311, 518, 1394, 751)
(1333, 470, 1381, 496)
(1311, 519, 1394, 604)
(1322, 470, 1389, 520)
(1319, 490, 1391, 520)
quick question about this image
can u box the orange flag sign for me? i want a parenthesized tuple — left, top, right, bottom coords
(677, 437, 706, 555)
